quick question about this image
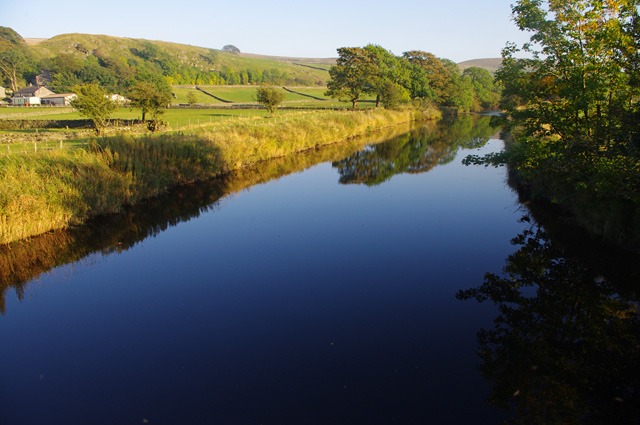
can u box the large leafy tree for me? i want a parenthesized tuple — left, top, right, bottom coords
(325, 47, 378, 108)
(403, 51, 455, 104)
(489, 0, 640, 243)
(128, 81, 172, 131)
(403, 51, 473, 110)
(71, 84, 118, 135)
(0, 27, 33, 92)
(363, 44, 409, 108)
(497, 0, 640, 152)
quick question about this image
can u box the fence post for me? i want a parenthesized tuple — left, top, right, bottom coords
(34, 142, 37, 153)
(60, 140, 63, 149)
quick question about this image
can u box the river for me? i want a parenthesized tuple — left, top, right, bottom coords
(1, 115, 638, 425)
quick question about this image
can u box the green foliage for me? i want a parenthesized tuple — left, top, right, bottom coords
(70, 84, 118, 135)
(403, 51, 470, 108)
(128, 81, 172, 131)
(325, 45, 486, 112)
(325, 47, 378, 108)
(378, 80, 409, 109)
(463, 67, 501, 110)
(492, 0, 640, 245)
(255, 86, 286, 117)
(0, 27, 33, 91)
(187, 91, 198, 105)
(497, 0, 640, 148)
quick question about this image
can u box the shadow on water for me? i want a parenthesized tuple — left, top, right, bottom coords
(457, 206, 640, 424)
(333, 114, 498, 185)
(1, 118, 495, 313)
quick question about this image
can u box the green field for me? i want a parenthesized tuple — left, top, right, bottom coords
(0, 86, 381, 144)
(172, 86, 332, 104)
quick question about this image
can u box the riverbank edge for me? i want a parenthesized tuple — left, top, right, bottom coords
(498, 132, 640, 251)
(1, 107, 440, 245)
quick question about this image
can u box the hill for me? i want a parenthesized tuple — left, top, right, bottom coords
(23, 33, 331, 91)
(457, 58, 503, 74)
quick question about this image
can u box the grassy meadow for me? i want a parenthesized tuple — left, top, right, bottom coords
(0, 105, 439, 245)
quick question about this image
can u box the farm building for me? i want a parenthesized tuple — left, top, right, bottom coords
(41, 93, 77, 106)
(10, 85, 77, 107)
(13, 85, 54, 99)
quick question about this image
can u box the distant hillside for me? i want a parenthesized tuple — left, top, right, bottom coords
(458, 58, 503, 74)
(23, 33, 331, 90)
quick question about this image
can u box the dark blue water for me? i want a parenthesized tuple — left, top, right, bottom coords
(6, 116, 634, 425)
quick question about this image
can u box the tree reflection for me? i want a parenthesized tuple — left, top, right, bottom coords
(457, 221, 640, 424)
(333, 114, 497, 185)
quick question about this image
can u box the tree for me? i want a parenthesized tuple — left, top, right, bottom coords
(255, 86, 285, 117)
(378, 80, 408, 109)
(0, 27, 32, 92)
(463, 66, 500, 110)
(403, 51, 454, 104)
(364, 44, 409, 107)
(128, 81, 172, 131)
(222, 45, 240, 53)
(187, 91, 198, 105)
(71, 84, 118, 135)
(325, 47, 378, 108)
(497, 0, 640, 150)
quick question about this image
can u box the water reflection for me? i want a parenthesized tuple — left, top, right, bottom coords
(333, 114, 497, 185)
(457, 220, 640, 424)
(0, 122, 427, 313)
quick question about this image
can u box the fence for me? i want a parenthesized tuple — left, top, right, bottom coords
(1, 139, 92, 156)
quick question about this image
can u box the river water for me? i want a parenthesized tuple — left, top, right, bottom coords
(1, 115, 638, 425)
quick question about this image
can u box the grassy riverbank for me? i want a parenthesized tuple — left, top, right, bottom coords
(0, 107, 438, 245)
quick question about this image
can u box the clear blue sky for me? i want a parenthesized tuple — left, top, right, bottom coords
(1, 0, 531, 62)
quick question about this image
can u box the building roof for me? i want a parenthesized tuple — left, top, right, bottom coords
(41, 93, 76, 98)
(13, 86, 54, 96)
(14, 86, 41, 95)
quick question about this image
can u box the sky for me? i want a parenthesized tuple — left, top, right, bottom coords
(1, 0, 532, 62)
